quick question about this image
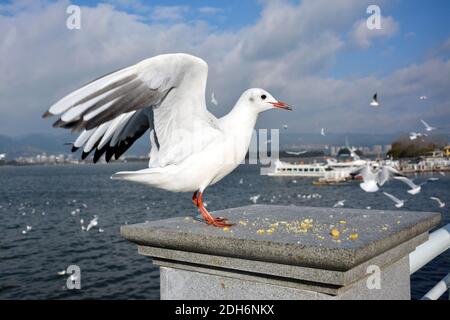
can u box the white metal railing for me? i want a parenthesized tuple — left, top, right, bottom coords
(421, 273, 450, 300)
(409, 223, 450, 300)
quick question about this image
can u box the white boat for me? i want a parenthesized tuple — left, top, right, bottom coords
(267, 160, 330, 177)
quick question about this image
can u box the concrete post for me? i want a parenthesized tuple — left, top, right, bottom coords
(121, 205, 440, 300)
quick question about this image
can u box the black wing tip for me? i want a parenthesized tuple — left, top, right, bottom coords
(81, 151, 90, 160)
(42, 110, 53, 118)
(71, 146, 79, 153)
(42, 111, 52, 118)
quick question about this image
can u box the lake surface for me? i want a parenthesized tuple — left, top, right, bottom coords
(0, 163, 448, 299)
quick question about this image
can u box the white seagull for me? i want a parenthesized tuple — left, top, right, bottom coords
(320, 128, 326, 136)
(43, 53, 292, 227)
(249, 194, 261, 204)
(286, 150, 307, 156)
(355, 164, 399, 193)
(394, 176, 421, 195)
(383, 192, 405, 208)
(370, 93, 379, 107)
(211, 92, 218, 106)
(430, 197, 445, 208)
(333, 200, 345, 208)
(420, 119, 436, 132)
(86, 216, 98, 231)
(419, 96, 428, 100)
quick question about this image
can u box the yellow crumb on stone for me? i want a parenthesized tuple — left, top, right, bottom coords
(257, 229, 265, 235)
(266, 228, 275, 234)
(349, 233, 359, 240)
(331, 228, 340, 238)
(238, 220, 247, 226)
(339, 220, 347, 225)
(223, 227, 230, 232)
(270, 222, 279, 228)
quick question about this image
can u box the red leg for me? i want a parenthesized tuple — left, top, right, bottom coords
(194, 191, 234, 228)
(192, 191, 198, 206)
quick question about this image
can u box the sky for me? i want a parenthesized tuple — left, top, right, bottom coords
(0, 0, 449, 136)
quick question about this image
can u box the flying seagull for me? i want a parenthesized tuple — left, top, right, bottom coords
(86, 216, 98, 231)
(430, 197, 445, 208)
(383, 192, 405, 208)
(211, 92, 218, 106)
(43, 53, 292, 227)
(286, 150, 307, 156)
(333, 200, 345, 208)
(320, 128, 326, 136)
(394, 176, 421, 195)
(420, 119, 436, 132)
(249, 194, 261, 204)
(370, 93, 379, 107)
(419, 96, 427, 100)
(354, 164, 399, 193)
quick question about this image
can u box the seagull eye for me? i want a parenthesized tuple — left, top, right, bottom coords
(261, 95, 266, 100)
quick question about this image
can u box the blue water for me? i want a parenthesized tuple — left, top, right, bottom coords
(0, 163, 448, 299)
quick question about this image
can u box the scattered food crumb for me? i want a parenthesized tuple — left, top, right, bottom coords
(223, 227, 230, 232)
(256, 229, 265, 235)
(349, 233, 359, 240)
(331, 228, 340, 238)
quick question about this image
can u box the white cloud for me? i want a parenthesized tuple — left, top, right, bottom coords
(0, 0, 448, 136)
(349, 15, 399, 49)
(151, 5, 189, 21)
(197, 7, 223, 15)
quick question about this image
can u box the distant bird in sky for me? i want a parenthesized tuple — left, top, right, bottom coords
(427, 177, 439, 182)
(211, 91, 218, 106)
(370, 93, 379, 107)
(409, 132, 427, 140)
(321, 128, 326, 136)
(283, 124, 288, 129)
(42, 53, 292, 228)
(286, 150, 307, 156)
(419, 96, 428, 100)
(439, 172, 446, 176)
(394, 176, 421, 195)
(383, 192, 405, 208)
(333, 200, 345, 208)
(57, 270, 66, 276)
(420, 119, 437, 132)
(430, 197, 445, 208)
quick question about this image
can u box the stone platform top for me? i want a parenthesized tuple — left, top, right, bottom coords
(121, 205, 441, 271)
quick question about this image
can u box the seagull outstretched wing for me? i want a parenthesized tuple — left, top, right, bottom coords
(43, 53, 221, 166)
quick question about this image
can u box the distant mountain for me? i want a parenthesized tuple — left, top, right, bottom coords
(1, 131, 446, 159)
(0, 133, 148, 158)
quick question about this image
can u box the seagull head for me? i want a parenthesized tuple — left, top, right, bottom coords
(242, 88, 292, 113)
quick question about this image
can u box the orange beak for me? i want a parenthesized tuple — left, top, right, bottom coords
(269, 101, 292, 111)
